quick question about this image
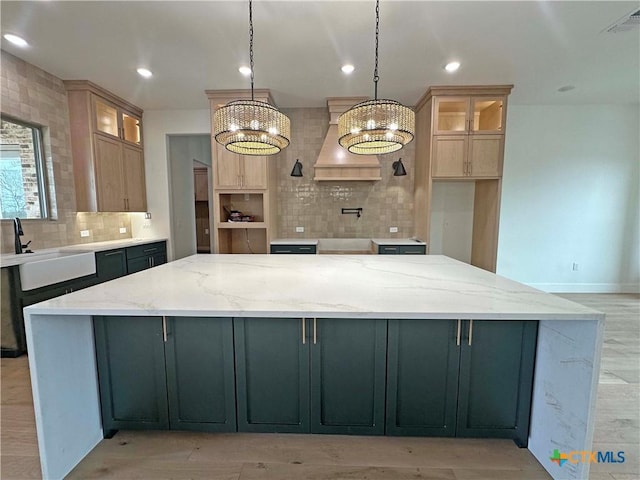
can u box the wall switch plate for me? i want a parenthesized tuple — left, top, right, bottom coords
(145, 212, 152, 219)
(80, 230, 90, 237)
(572, 263, 579, 271)
(205, 229, 209, 235)
(296, 226, 304, 233)
(389, 227, 398, 233)
(119, 227, 127, 234)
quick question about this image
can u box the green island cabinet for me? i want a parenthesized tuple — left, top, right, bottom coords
(386, 319, 537, 446)
(234, 317, 387, 435)
(93, 316, 236, 435)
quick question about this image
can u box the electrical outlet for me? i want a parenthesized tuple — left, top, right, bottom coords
(205, 229, 209, 235)
(119, 227, 127, 234)
(389, 227, 398, 233)
(145, 212, 152, 219)
(296, 226, 304, 233)
(572, 262, 579, 271)
(80, 230, 90, 237)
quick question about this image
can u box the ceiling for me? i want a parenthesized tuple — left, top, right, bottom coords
(1, 1, 638, 110)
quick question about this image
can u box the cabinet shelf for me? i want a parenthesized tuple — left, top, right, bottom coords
(217, 222, 267, 229)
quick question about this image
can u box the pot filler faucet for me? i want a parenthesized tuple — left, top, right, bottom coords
(14, 218, 32, 254)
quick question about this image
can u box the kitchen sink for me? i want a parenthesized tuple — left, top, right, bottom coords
(19, 250, 96, 291)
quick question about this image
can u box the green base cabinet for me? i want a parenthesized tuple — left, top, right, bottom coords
(94, 316, 236, 434)
(234, 317, 387, 435)
(234, 318, 310, 433)
(95, 249, 127, 282)
(456, 320, 537, 446)
(386, 320, 460, 436)
(386, 319, 537, 446)
(94, 316, 169, 431)
(311, 318, 387, 435)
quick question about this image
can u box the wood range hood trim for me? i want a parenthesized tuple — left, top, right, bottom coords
(314, 97, 382, 182)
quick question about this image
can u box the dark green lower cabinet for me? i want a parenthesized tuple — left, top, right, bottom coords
(234, 318, 310, 433)
(94, 316, 169, 431)
(234, 318, 387, 435)
(94, 316, 236, 434)
(386, 320, 460, 436)
(165, 317, 236, 432)
(386, 319, 537, 446)
(311, 318, 387, 435)
(456, 320, 537, 446)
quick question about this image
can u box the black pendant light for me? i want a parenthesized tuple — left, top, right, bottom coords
(337, 0, 415, 155)
(212, 0, 291, 155)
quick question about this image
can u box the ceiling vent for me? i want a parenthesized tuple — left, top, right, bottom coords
(602, 9, 640, 33)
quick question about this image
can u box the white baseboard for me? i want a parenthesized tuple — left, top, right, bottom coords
(527, 283, 640, 294)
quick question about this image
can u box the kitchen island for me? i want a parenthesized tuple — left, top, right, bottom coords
(24, 254, 604, 480)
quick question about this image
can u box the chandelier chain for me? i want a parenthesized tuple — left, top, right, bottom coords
(249, 0, 254, 100)
(373, 0, 380, 100)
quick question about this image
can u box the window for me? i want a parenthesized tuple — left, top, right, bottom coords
(0, 117, 48, 219)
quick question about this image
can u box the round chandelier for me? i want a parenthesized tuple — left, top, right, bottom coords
(338, 0, 414, 155)
(213, 0, 290, 156)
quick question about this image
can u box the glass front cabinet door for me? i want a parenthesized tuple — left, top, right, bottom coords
(93, 95, 143, 146)
(433, 97, 506, 135)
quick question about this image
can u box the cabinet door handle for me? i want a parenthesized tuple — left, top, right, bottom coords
(148, 257, 152, 268)
(313, 318, 317, 345)
(162, 316, 168, 342)
(151, 256, 154, 267)
(143, 248, 158, 253)
(302, 317, 306, 345)
(467, 161, 472, 176)
(468, 319, 474, 346)
(456, 319, 461, 346)
(104, 251, 123, 257)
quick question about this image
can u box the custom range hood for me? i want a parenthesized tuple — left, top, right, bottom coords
(313, 98, 381, 181)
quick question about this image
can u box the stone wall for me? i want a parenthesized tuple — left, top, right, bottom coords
(275, 108, 414, 239)
(0, 52, 132, 253)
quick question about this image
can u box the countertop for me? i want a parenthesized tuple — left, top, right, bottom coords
(270, 239, 319, 246)
(0, 238, 167, 267)
(26, 254, 602, 321)
(371, 238, 426, 246)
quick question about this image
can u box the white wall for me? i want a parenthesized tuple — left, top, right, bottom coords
(497, 105, 640, 293)
(429, 182, 475, 264)
(131, 109, 210, 260)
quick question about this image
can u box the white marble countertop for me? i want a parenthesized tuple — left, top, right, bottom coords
(25, 254, 602, 320)
(371, 238, 427, 246)
(270, 239, 319, 246)
(0, 238, 166, 267)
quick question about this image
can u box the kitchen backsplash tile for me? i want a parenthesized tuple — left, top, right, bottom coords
(0, 53, 131, 254)
(275, 108, 414, 238)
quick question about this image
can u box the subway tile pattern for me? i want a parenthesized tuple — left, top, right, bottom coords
(275, 108, 415, 239)
(0, 53, 131, 253)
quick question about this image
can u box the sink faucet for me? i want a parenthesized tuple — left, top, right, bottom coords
(13, 218, 32, 254)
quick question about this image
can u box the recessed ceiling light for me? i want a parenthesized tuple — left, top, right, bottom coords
(341, 64, 355, 74)
(3, 34, 28, 47)
(444, 61, 460, 73)
(136, 68, 153, 78)
(239, 66, 252, 76)
(557, 85, 576, 93)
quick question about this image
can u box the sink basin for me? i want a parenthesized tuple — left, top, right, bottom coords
(19, 250, 96, 291)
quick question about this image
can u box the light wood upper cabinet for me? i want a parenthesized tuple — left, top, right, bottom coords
(429, 87, 510, 179)
(432, 134, 503, 178)
(123, 145, 147, 212)
(94, 134, 127, 212)
(214, 144, 267, 190)
(65, 80, 147, 212)
(433, 96, 506, 135)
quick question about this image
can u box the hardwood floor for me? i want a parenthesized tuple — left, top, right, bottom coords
(1, 294, 637, 480)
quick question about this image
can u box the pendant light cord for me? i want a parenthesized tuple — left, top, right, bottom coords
(249, 0, 255, 101)
(373, 0, 380, 101)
